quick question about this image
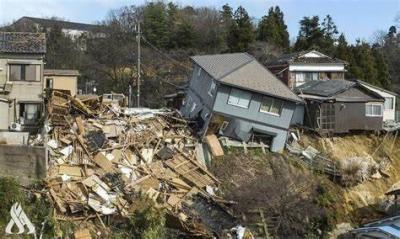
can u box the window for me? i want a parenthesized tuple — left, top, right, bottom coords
(19, 103, 41, 125)
(190, 102, 197, 112)
(197, 67, 202, 77)
(260, 96, 284, 116)
(227, 88, 251, 108)
(366, 103, 383, 117)
(319, 103, 335, 130)
(384, 97, 394, 110)
(208, 81, 216, 96)
(219, 121, 229, 132)
(295, 72, 319, 86)
(46, 78, 54, 88)
(9, 64, 38, 81)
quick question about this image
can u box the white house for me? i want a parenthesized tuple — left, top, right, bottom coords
(358, 80, 397, 122)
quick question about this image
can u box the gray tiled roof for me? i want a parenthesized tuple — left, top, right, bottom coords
(191, 53, 303, 103)
(191, 53, 253, 79)
(44, 69, 80, 76)
(0, 32, 46, 54)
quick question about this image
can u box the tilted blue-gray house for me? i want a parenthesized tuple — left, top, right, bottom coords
(180, 53, 305, 152)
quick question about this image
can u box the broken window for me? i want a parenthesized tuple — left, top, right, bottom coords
(366, 103, 383, 116)
(384, 97, 394, 110)
(260, 96, 284, 116)
(19, 103, 41, 125)
(227, 88, 251, 108)
(9, 64, 38, 81)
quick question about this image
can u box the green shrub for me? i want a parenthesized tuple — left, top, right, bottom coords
(129, 196, 166, 239)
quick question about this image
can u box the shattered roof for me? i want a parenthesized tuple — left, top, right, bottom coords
(44, 69, 80, 76)
(266, 50, 346, 66)
(191, 53, 303, 103)
(295, 80, 356, 97)
(0, 32, 46, 54)
(18, 16, 98, 31)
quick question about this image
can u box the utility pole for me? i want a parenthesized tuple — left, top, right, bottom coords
(136, 21, 141, 108)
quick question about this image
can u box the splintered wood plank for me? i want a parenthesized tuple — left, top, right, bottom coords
(165, 155, 216, 188)
(205, 134, 224, 157)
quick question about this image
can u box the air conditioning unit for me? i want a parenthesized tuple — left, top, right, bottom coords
(9, 122, 22, 131)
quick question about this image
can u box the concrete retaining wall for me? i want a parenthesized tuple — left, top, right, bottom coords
(0, 145, 46, 185)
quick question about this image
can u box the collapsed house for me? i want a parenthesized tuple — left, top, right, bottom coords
(295, 80, 385, 134)
(43, 90, 236, 238)
(181, 53, 305, 152)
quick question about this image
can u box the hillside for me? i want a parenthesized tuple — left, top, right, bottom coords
(211, 132, 400, 238)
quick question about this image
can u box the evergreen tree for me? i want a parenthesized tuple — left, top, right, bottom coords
(257, 6, 289, 49)
(294, 16, 324, 50)
(347, 41, 378, 85)
(227, 6, 255, 52)
(372, 48, 391, 89)
(142, 2, 169, 48)
(173, 21, 196, 48)
(388, 25, 397, 38)
(166, 2, 196, 49)
(321, 15, 338, 54)
(220, 4, 233, 25)
(334, 33, 350, 61)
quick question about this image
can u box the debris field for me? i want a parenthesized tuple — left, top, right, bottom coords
(44, 90, 235, 238)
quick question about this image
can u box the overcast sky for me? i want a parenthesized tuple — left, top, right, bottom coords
(0, 0, 399, 43)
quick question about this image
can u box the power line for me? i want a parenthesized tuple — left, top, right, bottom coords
(140, 63, 182, 88)
(140, 36, 192, 71)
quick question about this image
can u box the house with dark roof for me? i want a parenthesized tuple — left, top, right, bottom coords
(0, 32, 46, 132)
(8, 16, 101, 40)
(295, 80, 384, 134)
(181, 53, 305, 152)
(266, 50, 347, 89)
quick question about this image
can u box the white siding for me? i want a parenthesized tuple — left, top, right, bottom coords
(289, 64, 345, 72)
(362, 83, 396, 122)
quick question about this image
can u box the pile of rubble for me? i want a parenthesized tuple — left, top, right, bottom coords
(43, 90, 235, 238)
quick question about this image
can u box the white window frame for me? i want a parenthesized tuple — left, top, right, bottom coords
(190, 102, 197, 113)
(197, 67, 202, 77)
(294, 72, 319, 87)
(208, 81, 216, 96)
(366, 103, 383, 117)
(384, 97, 394, 110)
(227, 88, 252, 109)
(259, 96, 284, 116)
(219, 121, 229, 134)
